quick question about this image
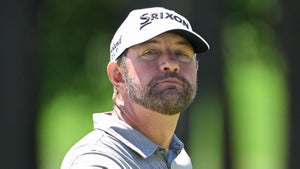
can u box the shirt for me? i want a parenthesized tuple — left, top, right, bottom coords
(61, 112, 192, 169)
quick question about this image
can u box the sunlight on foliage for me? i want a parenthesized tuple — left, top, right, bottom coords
(222, 20, 288, 169)
(189, 92, 223, 169)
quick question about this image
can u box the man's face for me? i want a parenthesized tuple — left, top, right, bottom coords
(121, 32, 198, 115)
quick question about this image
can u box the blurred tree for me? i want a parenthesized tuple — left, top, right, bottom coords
(0, 0, 39, 169)
(37, 1, 295, 169)
(222, 0, 289, 169)
(186, 0, 225, 169)
(37, 1, 128, 169)
(278, 0, 300, 168)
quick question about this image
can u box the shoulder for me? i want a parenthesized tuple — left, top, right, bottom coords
(63, 151, 126, 169)
(61, 129, 131, 169)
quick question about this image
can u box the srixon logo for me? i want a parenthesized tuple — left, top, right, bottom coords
(140, 12, 190, 30)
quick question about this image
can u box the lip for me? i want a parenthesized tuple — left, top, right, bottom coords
(156, 77, 184, 87)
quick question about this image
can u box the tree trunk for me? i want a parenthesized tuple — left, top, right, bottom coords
(278, 0, 300, 168)
(0, 0, 39, 168)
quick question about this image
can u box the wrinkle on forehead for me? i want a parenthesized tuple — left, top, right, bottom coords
(133, 32, 194, 51)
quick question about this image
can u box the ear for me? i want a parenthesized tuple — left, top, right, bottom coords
(107, 61, 125, 89)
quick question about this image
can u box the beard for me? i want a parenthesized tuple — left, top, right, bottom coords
(124, 70, 197, 116)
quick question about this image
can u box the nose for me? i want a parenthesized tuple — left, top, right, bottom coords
(159, 54, 180, 73)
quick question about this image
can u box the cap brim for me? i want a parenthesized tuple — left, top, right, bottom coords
(168, 29, 210, 53)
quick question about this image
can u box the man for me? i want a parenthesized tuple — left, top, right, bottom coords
(61, 7, 209, 169)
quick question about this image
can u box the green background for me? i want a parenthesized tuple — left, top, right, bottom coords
(36, 1, 288, 169)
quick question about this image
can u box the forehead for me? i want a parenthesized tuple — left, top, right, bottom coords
(136, 32, 193, 49)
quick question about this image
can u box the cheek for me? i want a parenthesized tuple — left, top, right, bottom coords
(189, 74, 198, 88)
(130, 63, 157, 84)
(182, 66, 198, 82)
(125, 66, 150, 87)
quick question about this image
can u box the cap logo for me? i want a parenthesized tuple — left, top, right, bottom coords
(110, 35, 122, 58)
(139, 12, 190, 30)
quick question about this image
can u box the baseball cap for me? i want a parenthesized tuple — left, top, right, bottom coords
(110, 7, 210, 61)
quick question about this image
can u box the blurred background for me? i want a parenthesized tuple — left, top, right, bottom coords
(1, 0, 299, 169)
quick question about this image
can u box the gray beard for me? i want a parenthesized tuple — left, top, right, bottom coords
(124, 71, 197, 115)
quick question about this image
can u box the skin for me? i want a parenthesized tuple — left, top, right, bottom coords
(107, 32, 198, 149)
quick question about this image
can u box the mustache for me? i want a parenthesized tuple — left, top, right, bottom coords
(148, 72, 190, 89)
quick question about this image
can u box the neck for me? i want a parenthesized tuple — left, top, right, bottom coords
(112, 101, 180, 149)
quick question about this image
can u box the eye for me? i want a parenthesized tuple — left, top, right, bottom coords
(140, 49, 161, 61)
(175, 51, 194, 63)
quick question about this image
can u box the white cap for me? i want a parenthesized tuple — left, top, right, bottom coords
(110, 7, 210, 61)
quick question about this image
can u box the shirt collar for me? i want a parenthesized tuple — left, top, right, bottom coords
(93, 112, 184, 160)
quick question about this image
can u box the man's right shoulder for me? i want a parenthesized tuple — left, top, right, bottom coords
(60, 129, 130, 169)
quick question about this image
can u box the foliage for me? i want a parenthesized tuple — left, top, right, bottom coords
(36, 1, 125, 168)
